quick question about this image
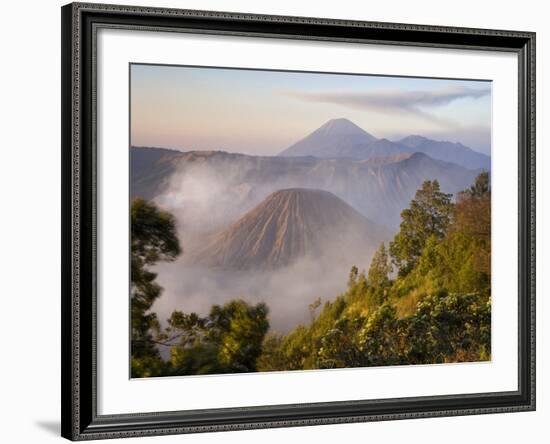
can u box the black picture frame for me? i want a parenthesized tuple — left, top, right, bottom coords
(61, 2, 536, 440)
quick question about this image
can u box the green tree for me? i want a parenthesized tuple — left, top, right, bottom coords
(367, 243, 392, 305)
(256, 334, 286, 372)
(308, 297, 322, 323)
(389, 180, 452, 277)
(130, 198, 181, 377)
(212, 300, 270, 372)
(463, 170, 490, 198)
(358, 304, 406, 366)
(404, 290, 491, 364)
(454, 172, 491, 278)
(271, 324, 311, 370)
(347, 265, 359, 288)
(169, 300, 270, 375)
(393, 173, 491, 299)
(317, 317, 365, 369)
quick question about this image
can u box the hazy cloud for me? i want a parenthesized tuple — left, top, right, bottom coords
(285, 86, 491, 128)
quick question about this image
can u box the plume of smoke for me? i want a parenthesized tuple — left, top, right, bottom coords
(150, 156, 387, 332)
(151, 217, 382, 333)
(153, 252, 373, 334)
(153, 159, 260, 243)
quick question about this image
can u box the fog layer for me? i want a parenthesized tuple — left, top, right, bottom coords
(150, 160, 386, 332)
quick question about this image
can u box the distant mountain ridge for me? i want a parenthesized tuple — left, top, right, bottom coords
(279, 118, 490, 170)
(131, 147, 182, 200)
(397, 135, 490, 170)
(191, 188, 389, 270)
(131, 147, 480, 228)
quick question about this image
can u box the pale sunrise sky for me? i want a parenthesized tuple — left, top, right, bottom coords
(130, 64, 492, 155)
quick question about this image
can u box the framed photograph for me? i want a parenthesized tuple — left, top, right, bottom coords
(61, 2, 536, 440)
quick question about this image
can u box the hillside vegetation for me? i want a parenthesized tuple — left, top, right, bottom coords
(130, 172, 491, 377)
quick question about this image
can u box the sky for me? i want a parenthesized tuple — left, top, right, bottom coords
(130, 64, 492, 156)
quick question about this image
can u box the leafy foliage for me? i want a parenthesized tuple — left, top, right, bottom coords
(130, 198, 180, 377)
(389, 180, 452, 277)
(366, 242, 392, 306)
(453, 171, 491, 279)
(167, 300, 270, 375)
(404, 290, 491, 364)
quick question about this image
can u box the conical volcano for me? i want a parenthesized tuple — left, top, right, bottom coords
(279, 118, 377, 158)
(192, 188, 389, 269)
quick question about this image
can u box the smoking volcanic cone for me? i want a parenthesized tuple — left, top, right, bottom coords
(192, 188, 390, 270)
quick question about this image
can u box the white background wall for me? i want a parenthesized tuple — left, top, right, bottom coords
(0, 0, 546, 442)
